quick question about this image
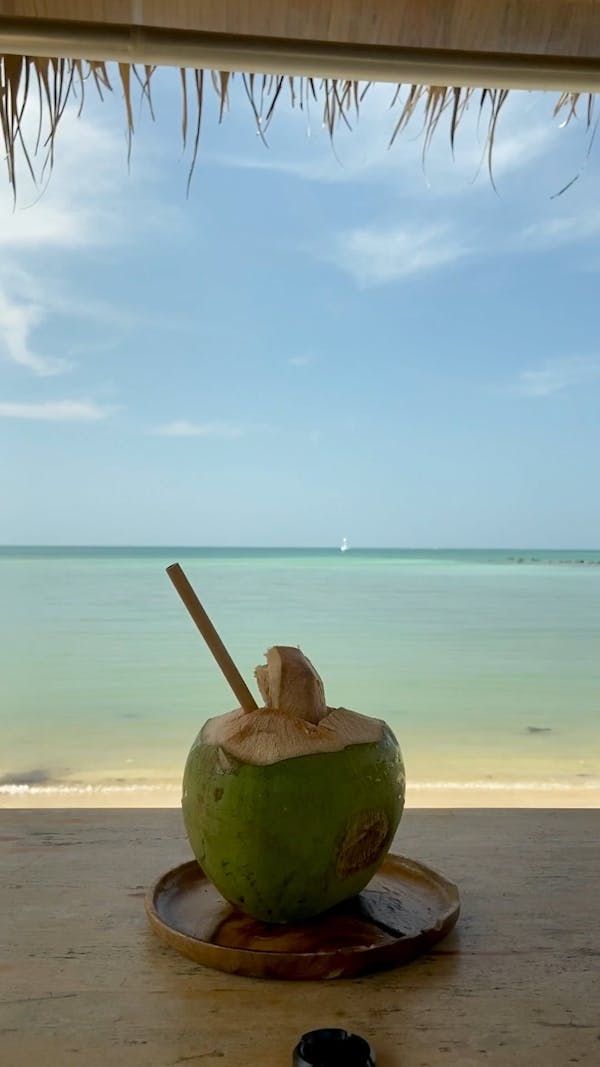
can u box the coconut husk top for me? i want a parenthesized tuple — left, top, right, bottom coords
(202, 646, 384, 766)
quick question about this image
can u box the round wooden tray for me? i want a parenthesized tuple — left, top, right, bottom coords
(145, 853, 460, 980)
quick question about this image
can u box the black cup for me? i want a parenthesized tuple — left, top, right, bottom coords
(293, 1028, 376, 1066)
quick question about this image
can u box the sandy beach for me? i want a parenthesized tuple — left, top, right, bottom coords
(2, 782, 598, 809)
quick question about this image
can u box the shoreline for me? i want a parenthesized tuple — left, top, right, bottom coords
(2, 783, 598, 809)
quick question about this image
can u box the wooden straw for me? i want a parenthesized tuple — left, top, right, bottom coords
(166, 562, 258, 714)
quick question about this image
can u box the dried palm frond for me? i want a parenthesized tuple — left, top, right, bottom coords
(0, 54, 596, 198)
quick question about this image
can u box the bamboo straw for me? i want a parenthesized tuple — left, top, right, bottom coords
(166, 563, 258, 714)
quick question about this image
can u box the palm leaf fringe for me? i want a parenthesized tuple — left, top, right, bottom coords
(0, 54, 596, 197)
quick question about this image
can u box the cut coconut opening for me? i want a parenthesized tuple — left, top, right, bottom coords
(201, 646, 384, 765)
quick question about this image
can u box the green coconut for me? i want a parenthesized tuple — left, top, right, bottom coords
(182, 646, 405, 923)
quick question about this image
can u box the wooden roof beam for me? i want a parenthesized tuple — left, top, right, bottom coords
(1, 2, 600, 91)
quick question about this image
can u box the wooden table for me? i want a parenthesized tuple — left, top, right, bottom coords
(1, 810, 598, 1066)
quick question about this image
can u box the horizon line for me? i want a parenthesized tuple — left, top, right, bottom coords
(1, 544, 599, 552)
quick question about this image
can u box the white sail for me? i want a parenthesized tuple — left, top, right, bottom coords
(340, 537, 349, 553)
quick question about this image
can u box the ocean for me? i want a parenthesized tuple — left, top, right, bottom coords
(1, 546, 599, 803)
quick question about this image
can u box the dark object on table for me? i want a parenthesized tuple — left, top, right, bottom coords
(293, 1029, 376, 1066)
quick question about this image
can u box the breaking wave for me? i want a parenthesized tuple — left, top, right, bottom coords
(2, 778, 598, 796)
(0, 782, 180, 796)
(409, 779, 599, 792)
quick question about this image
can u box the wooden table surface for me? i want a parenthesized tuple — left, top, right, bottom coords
(1, 809, 598, 1066)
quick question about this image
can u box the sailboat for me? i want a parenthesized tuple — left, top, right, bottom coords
(340, 537, 349, 553)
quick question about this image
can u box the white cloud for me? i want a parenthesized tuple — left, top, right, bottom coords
(0, 106, 138, 378)
(0, 288, 70, 375)
(480, 123, 555, 181)
(520, 209, 600, 250)
(0, 400, 115, 420)
(325, 222, 468, 286)
(153, 420, 245, 439)
(515, 357, 600, 397)
(0, 109, 122, 249)
(212, 85, 560, 194)
(0, 200, 87, 250)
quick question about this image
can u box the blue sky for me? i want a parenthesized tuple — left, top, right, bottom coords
(1, 73, 600, 547)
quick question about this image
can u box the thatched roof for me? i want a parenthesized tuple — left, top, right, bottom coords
(2, 1, 600, 196)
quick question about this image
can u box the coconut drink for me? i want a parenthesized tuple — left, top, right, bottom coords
(168, 565, 405, 924)
(183, 645, 405, 922)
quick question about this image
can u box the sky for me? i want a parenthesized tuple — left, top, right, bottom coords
(1, 73, 600, 548)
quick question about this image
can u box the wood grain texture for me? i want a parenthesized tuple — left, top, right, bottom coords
(146, 854, 460, 978)
(2, 4, 600, 90)
(1, 809, 599, 1065)
(1, 1, 600, 61)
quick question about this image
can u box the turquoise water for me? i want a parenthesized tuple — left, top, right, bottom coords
(1, 546, 599, 798)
